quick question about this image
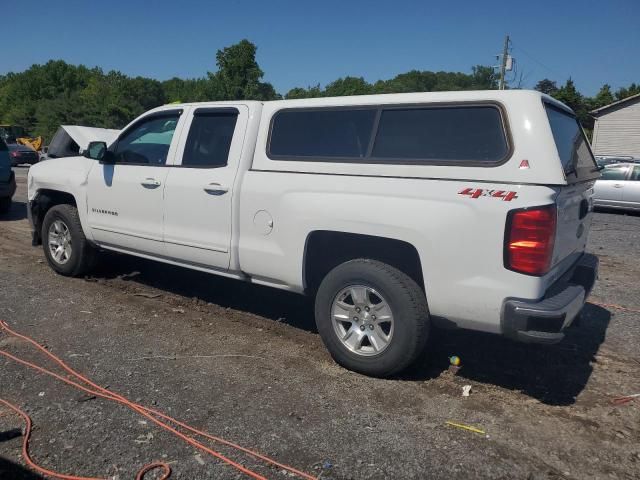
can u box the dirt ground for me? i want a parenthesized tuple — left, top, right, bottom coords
(1, 166, 639, 480)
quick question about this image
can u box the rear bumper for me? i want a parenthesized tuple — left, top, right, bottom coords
(11, 155, 38, 165)
(501, 253, 598, 344)
(0, 173, 16, 198)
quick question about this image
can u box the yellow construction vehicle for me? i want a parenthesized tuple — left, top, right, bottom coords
(0, 124, 43, 151)
(17, 135, 43, 152)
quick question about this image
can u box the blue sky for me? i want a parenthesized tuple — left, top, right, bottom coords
(3, 0, 638, 96)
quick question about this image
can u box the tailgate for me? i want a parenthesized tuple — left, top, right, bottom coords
(544, 102, 599, 275)
(553, 181, 595, 269)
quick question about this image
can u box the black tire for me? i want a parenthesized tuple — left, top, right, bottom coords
(42, 204, 96, 276)
(314, 259, 430, 377)
(0, 197, 10, 214)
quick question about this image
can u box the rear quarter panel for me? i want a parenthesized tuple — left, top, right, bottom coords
(239, 172, 558, 333)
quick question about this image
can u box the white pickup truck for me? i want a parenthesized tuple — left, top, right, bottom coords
(27, 90, 600, 377)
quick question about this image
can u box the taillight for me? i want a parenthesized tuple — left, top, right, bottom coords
(9, 151, 18, 157)
(505, 205, 557, 276)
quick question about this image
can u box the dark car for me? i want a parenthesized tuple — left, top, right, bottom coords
(8, 142, 39, 166)
(0, 138, 16, 213)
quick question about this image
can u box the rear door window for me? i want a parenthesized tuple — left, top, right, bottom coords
(545, 104, 599, 183)
(182, 110, 238, 168)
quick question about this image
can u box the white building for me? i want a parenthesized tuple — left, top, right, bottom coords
(591, 93, 640, 158)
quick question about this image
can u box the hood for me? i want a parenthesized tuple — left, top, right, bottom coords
(60, 125, 120, 150)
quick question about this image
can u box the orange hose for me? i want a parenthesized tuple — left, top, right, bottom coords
(0, 320, 316, 480)
(0, 399, 171, 480)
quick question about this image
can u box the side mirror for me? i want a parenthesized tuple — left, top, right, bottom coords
(84, 141, 114, 163)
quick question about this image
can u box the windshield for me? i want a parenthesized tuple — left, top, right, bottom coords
(545, 104, 599, 183)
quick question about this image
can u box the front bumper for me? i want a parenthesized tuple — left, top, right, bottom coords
(0, 173, 16, 198)
(502, 253, 598, 344)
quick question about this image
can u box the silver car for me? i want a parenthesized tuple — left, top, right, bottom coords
(593, 163, 640, 211)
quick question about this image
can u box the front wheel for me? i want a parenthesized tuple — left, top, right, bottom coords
(42, 204, 96, 276)
(314, 259, 430, 377)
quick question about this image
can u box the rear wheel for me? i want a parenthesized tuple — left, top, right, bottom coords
(42, 204, 96, 276)
(314, 259, 430, 377)
(0, 197, 10, 214)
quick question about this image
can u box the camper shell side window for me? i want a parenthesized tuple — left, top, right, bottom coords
(267, 102, 512, 167)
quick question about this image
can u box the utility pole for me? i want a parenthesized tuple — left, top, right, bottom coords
(499, 35, 510, 90)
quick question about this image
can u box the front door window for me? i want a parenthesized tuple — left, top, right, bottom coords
(113, 114, 179, 165)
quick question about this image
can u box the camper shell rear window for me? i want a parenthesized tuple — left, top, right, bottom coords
(267, 103, 511, 166)
(544, 103, 599, 183)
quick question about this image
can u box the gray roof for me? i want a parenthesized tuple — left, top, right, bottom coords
(591, 92, 640, 116)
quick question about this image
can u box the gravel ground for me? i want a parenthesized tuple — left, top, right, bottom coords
(1, 167, 639, 479)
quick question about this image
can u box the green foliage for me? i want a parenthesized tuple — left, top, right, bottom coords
(534, 79, 558, 96)
(552, 78, 591, 127)
(534, 77, 639, 136)
(284, 65, 498, 99)
(0, 39, 278, 141)
(592, 84, 615, 108)
(0, 38, 636, 143)
(214, 39, 278, 100)
(614, 83, 640, 101)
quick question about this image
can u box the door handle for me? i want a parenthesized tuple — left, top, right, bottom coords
(203, 183, 229, 195)
(613, 184, 624, 188)
(141, 178, 161, 188)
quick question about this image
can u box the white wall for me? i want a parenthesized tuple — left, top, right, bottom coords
(592, 97, 640, 157)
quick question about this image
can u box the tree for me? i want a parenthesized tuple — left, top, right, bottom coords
(615, 83, 640, 101)
(471, 65, 499, 90)
(552, 78, 593, 128)
(591, 84, 615, 110)
(1, 39, 633, 141)
(323, 77, 372, 97)
(285, 84, 322, 99)
(213, 39, 278, 101)
(534, 79, 558, 96)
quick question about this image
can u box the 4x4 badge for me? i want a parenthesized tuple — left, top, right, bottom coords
(458, 188, 518, 202)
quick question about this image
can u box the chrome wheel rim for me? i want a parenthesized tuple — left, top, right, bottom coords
(48, 220, 72, 265)
(331, 285, 394, 356)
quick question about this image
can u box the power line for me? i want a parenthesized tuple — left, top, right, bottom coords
(511, 44, 567, 80)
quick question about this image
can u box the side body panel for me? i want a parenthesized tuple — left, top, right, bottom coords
(238, 172, 559, 333)
(163, 105, 250, 269)
(594, 179, 625, 206)
(238, 90, 590, 333)
(621, 165, 640, 208)
(84, 109, 189, 256)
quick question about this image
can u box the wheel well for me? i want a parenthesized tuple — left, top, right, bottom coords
(303, 231, 424, 294)
(31, 190, 78, 245)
